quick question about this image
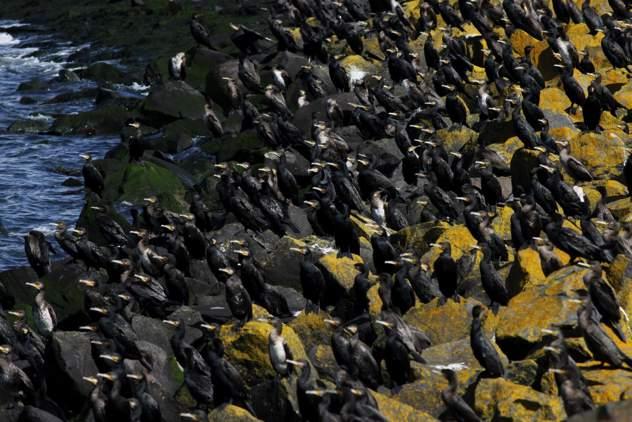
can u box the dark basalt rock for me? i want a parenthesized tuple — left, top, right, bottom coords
(142, 80, 206, 123)
(50, 331, 99, 400)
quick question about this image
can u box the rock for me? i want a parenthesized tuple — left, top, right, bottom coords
(506, 247, 546, 295)
(420, 223, 478, 265)
(57, 68, 80, 82)
(201, 130, 266, 163)
(288, 313, 331, 354)
(219, 320, 307, 384)
(435, 126, 478, 153)
(292, 92, 356, 132)
(539, 87, 572, 114)
(19, 96, 36, 104)
(496, 266, 587, 358)
(372, 391, 437, 421)
(578, 363, 632, 406)
(422, 337, 488, 369)
(404, 297, 496, 346)
(607, 197, 632, 220)
(318, 253, 363, 291)
(491, 205, 514, 242)
(7, 118, 50, 134)
(143, 80, 206, 122)
(50, 331, 99, 403)
(45, 88, 99, 104)
(184, 46, 232, 93)
(395, 365, 479, 417)
(568, 132, 625, 179)
(17, 78, 50, 92)
(478, 118, 516, 146)
(78, 62, 130, 84)
(511, 147, 544, 194)
(117, 162, 187, 212)
(208, 404, 261, 422)
(475, 378, 566, 421)
(568, 400, 632, 422)
(158, 118, 208, 153)
(505, 359, 539, 388)
(50, 104, 132, 135)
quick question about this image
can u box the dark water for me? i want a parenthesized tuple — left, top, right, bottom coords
(0, 22, 140, 270)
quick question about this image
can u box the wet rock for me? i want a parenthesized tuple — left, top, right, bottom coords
(475, 378, 565, 420)
(45, 88, 99, 104)
(142, 80, 206, 123)
(50, 331, 98, 399)
(57, 68, 80, 82)
(62, 177, 82, 187)
(17, 78, 50, 92)
(19, 96, 36, 104)
(7, 118, 50, 133)
(219, 320, 307, 384)
(201, 130, 266, 163)
(77, 62, 130, 84)
(50, 104, 132, 135)
(184, 46, 232, 93)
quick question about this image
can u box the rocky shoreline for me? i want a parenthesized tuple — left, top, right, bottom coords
(1, 0, 632, 421)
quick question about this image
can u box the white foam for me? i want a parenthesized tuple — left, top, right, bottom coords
(28, 113, 53, 121)
(0, 32, 17, 45)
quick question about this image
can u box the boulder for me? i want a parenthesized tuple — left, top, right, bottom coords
(117, 162, 187, 212)
(372, 391, 437, 421)
(475, 378, 566, 421)
(201, 130, 267, 163)
(7, 118, 50, 134)
(208, 404, 261, 422)
(568, 400, 632, 422)
(318, 253, 363, 292)
(539, 87, 572, 114)
(404, 297, 496, 346)
(568, 132, 625, 179)
(496, 266, 587, 358)
(50, 104, 132, 135)
(78, 62, 130, 84)
(219, 320, 307, 384)
(511, 147, 544, 194)
(506, 247, 547, 295)
(288, 313, 332, 354)
(50, 331, 99, 401)
(143, 80, 206, 122)
(435, 126, 478, 153)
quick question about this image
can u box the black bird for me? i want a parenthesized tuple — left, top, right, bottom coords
(479, 244, 509, 312)
(583, 262, 627, 342)
(556, 65, 586, 113)
(545, 215, 609, 262)
(24, 230, 53, 277)
(229, 23, 270, 55)
(470, 305, 504, 377)
(328, 57, 350, 92)
(432, 242, 459, 302)
(582, 83, 602, 131)
(80, 153, 105, 196)
(225, 272, 253, 327)
(190, 14, 216, 50)
(578, 299, 632, 368)
(441, 369, 482, 422)
(292, 246, 326, 312)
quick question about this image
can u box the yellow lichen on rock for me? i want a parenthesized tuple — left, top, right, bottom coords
(510, 29, 542, 56)
(288, 312, 332, 353)
(436, 126, 478, 153)
(422, 223, 478, 264)
(569, 132, 625, 179)
(208, 404, 262, 422)
(507, 248, 546, 295)
(475, 378, 566, 421)
(220, 321, 307, 383)
(488, 136, 524, 165)
(404, 297, 497, 346)
(372, 391, 438, 421)
(318, 253, 363, 291)
(367, 283, 383, 315)
(491, 205, 514, 242)
(539, 87, 572, 113)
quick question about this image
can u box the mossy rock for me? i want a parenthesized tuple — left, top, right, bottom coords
(318, 253, 363, 292)
(184, 46, 232, 93)
(118, 162, 187, 212)
(372, 390, 437, 421)
(404, 297, 496, 346)
(219, 320, 307, 384)
(569, 132, 625, 179)
(488, 136, 524, 165)
(614, 81, 632, 109)
(475, 378, 566, 421)
(491, 205, 514, 242)
(208, 405, 262, 422)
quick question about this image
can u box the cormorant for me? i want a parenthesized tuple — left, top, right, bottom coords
(24, 230, 53, 278)
(25, 281, 56, 337)
(191, 14, 216, 50)
(470, 305, 504, 377)
(80, 153, 105, 196)
(432, 242, 459, 302)
(441, 369, 482, 422)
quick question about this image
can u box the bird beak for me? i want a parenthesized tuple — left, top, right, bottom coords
(7, 310, 24, 318)
(126, 373, 143, 380)
(79, 279, 97, 287)
(286, 359, 306, 367)
(162, 320, 180, 327)
(82, 376, 99, 385)
(89, 307, 108, 315)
